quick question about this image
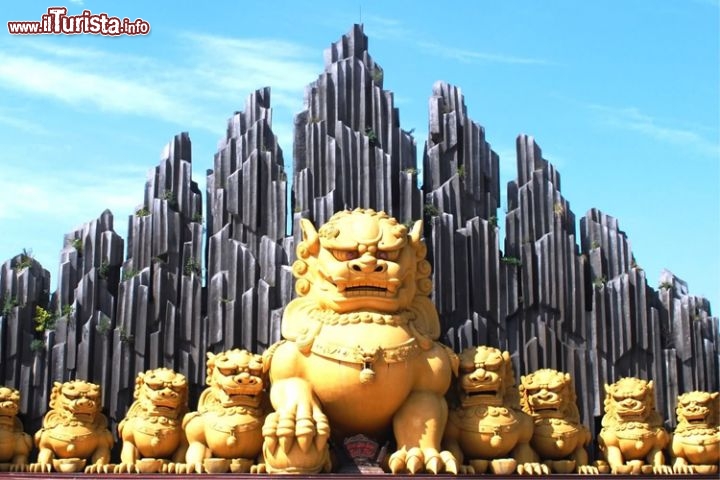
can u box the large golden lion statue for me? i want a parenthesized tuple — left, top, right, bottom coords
(115, 368, 189, 473)
(29, 380, 114, 473)
(671, 390, 719, 475)
(0, 386, 32, 471)
(263, 209, 458, 474)
(598, 377, 671, 474)
(183, 349, 271, 473)
(443, 346, 546, 475)
(518, 369, 596, 474)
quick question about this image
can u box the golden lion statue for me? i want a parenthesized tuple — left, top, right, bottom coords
(443, 346, 547, 475)
(115, 368, 189, 473)
(0, 386, 32, 471)
(671, 390, 719, 475)
(598, 377, 671, 474)
(263, 209, 458, 474)
(518, 369, 596, 474)
(183, 349, 271, 473)
(29, 380, 113, 473)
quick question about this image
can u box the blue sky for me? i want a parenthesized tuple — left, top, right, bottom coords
(1, 0, 718, 308)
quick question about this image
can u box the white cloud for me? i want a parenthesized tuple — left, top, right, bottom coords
(589, 104, 719, 158)
(418, 41, 554, 66)
(0, 162, 145, 223)
(0, 32, 320, 134)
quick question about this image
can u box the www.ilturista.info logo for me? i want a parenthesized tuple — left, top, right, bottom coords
(7, 7, 150, 35)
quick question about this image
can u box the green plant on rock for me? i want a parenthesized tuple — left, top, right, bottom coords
(122, 267, 139, 281)
(456, 164, 466, 178)
(119, 327, 134, 344)
(590, 240, 600, 249)
(34, 306, 56, 332)
(488, 215, 498, 228)
(2, 296, 18, 319)
(61, 304, 74, 318)
(659, 281, 673, 290)
(423, 203, 439, 217)
(135, 207, 150, 217)
(593, 276, 607, 288)
(500, 256, 522, 267)
(553, 201, 565, 217)
(15, 249, 34, 271)
(402, 167, 419, 175)
(69, 237, 83, 253)
(30, 339, 45, 353)
(372, 68, 383, 83)
(98, 260, 110, 279)
(96, 315, 112, 335)
(365, 127, 377, 144)
(184, 257, 201, 276)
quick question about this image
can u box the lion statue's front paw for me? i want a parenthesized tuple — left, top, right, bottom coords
(388, 447, 457, 474)
(262, 410, 331, 473)
(516, 462, 549, 475)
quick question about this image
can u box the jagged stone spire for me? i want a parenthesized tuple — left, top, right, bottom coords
(206, 88, 292, 353)
(421, 81, 503, 349)
(293, 24, 421, 229)
(112, 132, 204, 424)
(503, 135, 591, 424)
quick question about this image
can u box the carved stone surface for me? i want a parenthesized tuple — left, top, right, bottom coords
(263, 210, 458, 474)
(597, 377, 671, 475)
(0, 386, 32, 469)
(443, 346, 545, 475)
(30, 380, 114, 473)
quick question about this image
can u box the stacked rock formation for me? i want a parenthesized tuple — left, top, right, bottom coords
(502, 135, 595, 424)
(50, 211, 124, 418)
(0, 24, 716, 445)
(292, 24, 422, 230)
(111, 132, 205, 421)
(421, 81, 503, 350)
(0, 253, 51, 432)
(205, 88, 292, 354)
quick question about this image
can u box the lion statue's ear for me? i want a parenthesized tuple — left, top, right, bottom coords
(299, 218, 320, 256)
(409, 219, 423, 245)
(408, 296, 440, 343)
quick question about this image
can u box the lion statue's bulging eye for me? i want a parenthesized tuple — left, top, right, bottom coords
(331, 250, 359, 261)
(377, 250, 400, 261)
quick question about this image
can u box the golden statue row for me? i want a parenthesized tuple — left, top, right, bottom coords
(1, 209, 718, 475)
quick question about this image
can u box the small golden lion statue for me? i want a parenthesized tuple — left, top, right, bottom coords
(183, 349, 271, 473)
(263, 209, 458, 474)
(518, 369, 596, 474)
(598, 377, 671, 474)
(30, 380, 113, 473)
(0, 386, 32, 471)
(115, 368, 189, 473)
(671, 390, 719, 475)
(443, 346, 547, 475)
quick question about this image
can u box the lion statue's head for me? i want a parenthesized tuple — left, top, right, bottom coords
(519, 369, 581, 422)
(132, 368, 188, 419)
(49, 380, 102, 424)
(456, 346, 519, 408)
(602, 377, 662, 428)
(285, 209, 440, 346)
(0, 386, 21, 425)
(200, 349, 267, 411)
(675, 390, 719, 432)
(292, 209, 432, 314)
